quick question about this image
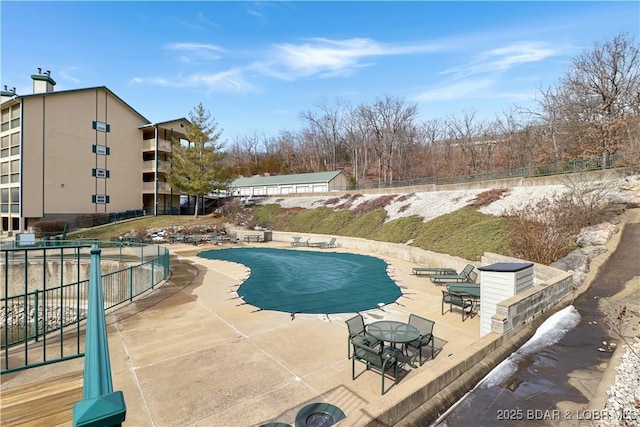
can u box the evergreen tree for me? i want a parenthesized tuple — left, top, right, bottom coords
(168, 103, 230, 218)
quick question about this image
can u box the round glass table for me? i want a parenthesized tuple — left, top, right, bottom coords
(366, 320, 421, 368)
(366, 320, 420, 344)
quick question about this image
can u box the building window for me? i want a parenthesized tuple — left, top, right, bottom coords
(0, 133, 18, 158)
(1, 136, 8, 158)
(1, 162, 8, 183)
(10, 187, 18, 203)
(10, 118, 19, 129)
(92, 194, 110, 204)
(92, 144, 110, 155)
(0, 107, 9, 131)
(92, 168, 110, 178)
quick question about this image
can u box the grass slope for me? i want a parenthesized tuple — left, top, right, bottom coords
(71, 203, 513, 262)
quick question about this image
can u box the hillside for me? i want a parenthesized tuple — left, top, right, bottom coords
(249, 173, 640, 262)
(262, 176, 639, 222)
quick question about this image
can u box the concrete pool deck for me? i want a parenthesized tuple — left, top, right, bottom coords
(1, 240, 487, 426)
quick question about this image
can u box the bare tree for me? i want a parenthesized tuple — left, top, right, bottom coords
(492, 107, 539, 171)
(420, 118, 444, 178)
(445, 111, 485, 175)
(343, 104, 372, 183)
(359, 96, 419, 185)
(299, 98, 346, 171)
(533, 33, 640, 161)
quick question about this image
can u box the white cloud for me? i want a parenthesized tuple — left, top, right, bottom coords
(259, 37, 445, 80)
(444, 41, 560, 78)
(413, 79, 495, 102)
(59, 68, 81, 84)
(164, 42, 224, 61)
(130, 68, 260, 94)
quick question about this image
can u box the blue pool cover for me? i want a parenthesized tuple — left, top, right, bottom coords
(198, 247, 402, 314)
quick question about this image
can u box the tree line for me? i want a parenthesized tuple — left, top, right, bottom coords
(225, 32, 639, 184)
(170, 32, 639, 216)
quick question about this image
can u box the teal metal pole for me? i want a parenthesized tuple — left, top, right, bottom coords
(72, 244, 126, 427)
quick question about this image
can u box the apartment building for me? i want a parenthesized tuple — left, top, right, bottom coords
(0, 69, 187, 235)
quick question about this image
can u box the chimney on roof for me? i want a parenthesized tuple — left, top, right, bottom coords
(31, 68, 56, 94)
(1, 85, 17, 102)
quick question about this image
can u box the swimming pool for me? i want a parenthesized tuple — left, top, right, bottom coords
(198, 247, 403, 314)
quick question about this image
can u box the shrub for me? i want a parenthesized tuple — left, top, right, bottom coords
(324, 197, 341, 205)
(560, 175, 616, 228)
(508, 216, 575, 265)
(351, 195, 396, 215)
(468, 188, 508, 207)
(32, 220, 67, 236)
(506, 196, 581, 264)
(397, 204, 411, 213)
(333, 193, 363, 210)
(396, 193, 414, 203)
(505, 175, 617, 264)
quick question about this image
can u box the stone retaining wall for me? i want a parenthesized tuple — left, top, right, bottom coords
(481, 252, 574, 339)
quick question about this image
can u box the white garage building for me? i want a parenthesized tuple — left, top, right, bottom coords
(231, 171, 349, 197)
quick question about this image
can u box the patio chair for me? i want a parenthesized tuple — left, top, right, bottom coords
(351, 339, 399, 395)
(412, 266, 457, 276)
(441, 290, 475, 321)
(430, 264, 476, 285)
(403, 314, 435, 366)
(309, 237, 336, 248)
(345, 314, 380, 359)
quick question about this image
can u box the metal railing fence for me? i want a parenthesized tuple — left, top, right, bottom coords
(339, 153, 625, 191)
(1, 241, 170, 374)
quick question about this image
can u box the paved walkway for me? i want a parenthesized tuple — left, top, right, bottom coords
(1, 242, 481, 427)
(4, 208, 637, 427)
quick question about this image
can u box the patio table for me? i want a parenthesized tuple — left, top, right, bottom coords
(446, 284, 480, 298)
(366, 320, 420, 368)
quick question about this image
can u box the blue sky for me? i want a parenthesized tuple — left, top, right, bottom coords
(2, 1, 638, 142)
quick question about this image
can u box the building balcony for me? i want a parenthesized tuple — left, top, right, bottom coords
(142, 181, 172, 194)
(142, 160, 171, 173)
(142, 138, 172, 153)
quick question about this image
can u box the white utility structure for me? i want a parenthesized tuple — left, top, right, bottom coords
(478, 262, 534, 337)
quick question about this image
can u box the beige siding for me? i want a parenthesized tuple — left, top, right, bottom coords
(21, 98, 44, 217)
(22, 89, 146, 216)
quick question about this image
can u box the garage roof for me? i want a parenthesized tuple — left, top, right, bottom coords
(232, 171, 343, 187)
